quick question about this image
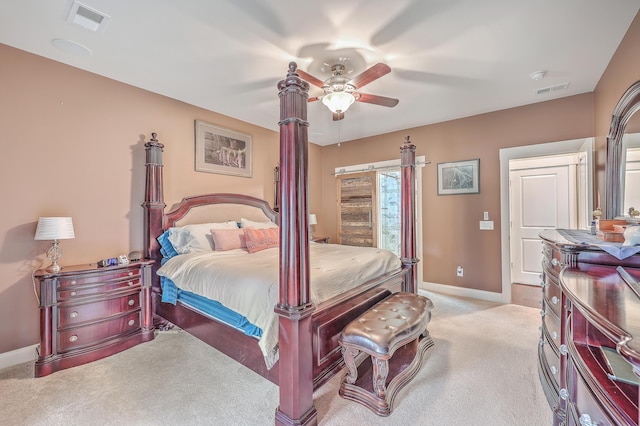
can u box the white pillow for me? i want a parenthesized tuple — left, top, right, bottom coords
(240, 217, 278, 229)
(168, 221, 238, 254)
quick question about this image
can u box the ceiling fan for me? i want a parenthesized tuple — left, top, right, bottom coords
(297, 63, 399, 121)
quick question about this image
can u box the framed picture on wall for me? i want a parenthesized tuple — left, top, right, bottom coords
(195, 120, 252, 177)
(437, 159, 480, 195)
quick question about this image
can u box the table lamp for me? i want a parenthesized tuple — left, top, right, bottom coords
(35, 217, 75, 272)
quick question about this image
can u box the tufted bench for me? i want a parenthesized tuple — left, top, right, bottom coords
(337, 291, 434, 416)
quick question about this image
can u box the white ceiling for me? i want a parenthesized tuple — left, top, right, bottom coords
(1, 1, 638, 146)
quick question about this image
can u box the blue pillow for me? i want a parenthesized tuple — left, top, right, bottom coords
(157, 230, 179, 259)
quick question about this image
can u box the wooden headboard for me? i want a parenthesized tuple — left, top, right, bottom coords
(166, 193, 278, 228)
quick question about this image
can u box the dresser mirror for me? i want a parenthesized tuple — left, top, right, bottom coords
(605, 80, 640, 219)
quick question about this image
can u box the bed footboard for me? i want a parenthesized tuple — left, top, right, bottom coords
(152, 266, 407, 390)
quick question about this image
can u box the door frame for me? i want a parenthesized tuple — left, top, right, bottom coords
(499, 138, 593, 303)
(335, 156, 426, 285)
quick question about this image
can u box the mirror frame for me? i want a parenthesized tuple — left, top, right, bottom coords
(605, 80, 640, 218)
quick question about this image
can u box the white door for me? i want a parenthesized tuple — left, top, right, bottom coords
(509, 155, 578, 285)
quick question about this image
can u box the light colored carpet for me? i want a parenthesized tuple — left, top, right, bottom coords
(0, 291, 552, 425)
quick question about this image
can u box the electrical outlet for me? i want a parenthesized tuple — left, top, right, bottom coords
(456, 266, 463, 277)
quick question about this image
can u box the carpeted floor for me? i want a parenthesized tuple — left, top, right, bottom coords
(0, 291, 552, 425)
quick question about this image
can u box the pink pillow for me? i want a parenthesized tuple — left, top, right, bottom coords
(243, 228, 279, 253)
(210, 228, 246, 251)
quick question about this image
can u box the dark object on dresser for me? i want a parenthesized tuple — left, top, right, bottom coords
(338, 292, 434, 416)
(539, 230, 640, 425)
(34, 260, 155, 377)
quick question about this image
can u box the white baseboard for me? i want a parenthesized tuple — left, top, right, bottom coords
(420, 281, 507, 303)
(0, 344, 38, 371)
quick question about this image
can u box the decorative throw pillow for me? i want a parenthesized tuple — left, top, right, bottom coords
(243, 227, 279, 253)
(168, 221, 238, 253)
(210, 228, 247, 251)
(240, 217, 278, 229)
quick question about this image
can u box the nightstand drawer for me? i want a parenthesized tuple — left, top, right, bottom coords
(58, 276, 141, 300)
(58, 292, 140, 327)
(58, 311, 141, 352)
(57, 268, 140, 288)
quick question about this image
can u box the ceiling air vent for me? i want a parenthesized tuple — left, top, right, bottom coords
(66, 1, 110, 32)
(536, 83, 570, 96)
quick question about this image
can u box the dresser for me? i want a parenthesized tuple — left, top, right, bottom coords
(539, 229, 640, 425)
(34, 260, 155, 377)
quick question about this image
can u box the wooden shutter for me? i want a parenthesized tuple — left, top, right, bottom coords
(337, 172, 377, 247)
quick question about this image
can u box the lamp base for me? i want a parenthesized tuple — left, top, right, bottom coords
(46, 263, 61, 273)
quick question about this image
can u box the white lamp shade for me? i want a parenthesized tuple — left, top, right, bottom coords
(322, 92, 355, 113)
(35, 217, 75, 240)
(309, 214, 318, 226)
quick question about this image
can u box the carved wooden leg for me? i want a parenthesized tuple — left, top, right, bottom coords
(372, 357, 389, 398)
(342, 347, 360, 384)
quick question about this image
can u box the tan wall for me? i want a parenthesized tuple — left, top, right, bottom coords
(319, 95, 594, 293)
(0, 44, 282, 354)
(593, 12, 640, 207)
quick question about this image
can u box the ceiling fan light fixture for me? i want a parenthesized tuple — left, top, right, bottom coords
(322, 92, 355, 113)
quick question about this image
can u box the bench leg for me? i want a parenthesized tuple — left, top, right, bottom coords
(372, 357, 389, 398)
(342, 347, 360, 384)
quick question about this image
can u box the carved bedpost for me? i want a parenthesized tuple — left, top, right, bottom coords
(142, 132, 166, 287)
(274, 63, 318, 426)
(401, 136, 419, 293)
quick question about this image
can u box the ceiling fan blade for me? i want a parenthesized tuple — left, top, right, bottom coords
(332, 112, 345, 121)
(356, 93, 399, 108)
(348, 63, 391, 88)
(296, 69, 325, 89)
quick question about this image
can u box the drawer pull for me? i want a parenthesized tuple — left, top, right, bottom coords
(128, 299, 135, 306)
(70, 291, 77, 296)
(128, 272, 134, 277)
(559, 388, 568, 400)
(539, 310, 545, 317)
(551, 258, 559, 266)
(579, 414, 594, 426)
(551, 331, 558, 340)
(128, 281, 134, 286)
(70, 311, 78, 319)
(550, 365, 557, 375)
(560, 344, 568, 355)
(69, 335, 78, 343)
(70, 280, 77, 285)
(551, 296, 559, 305)
(128, 319, 135, 326)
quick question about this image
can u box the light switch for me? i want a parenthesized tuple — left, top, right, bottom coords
(480, 220, 494, 230)
(483, 211, 489, 221)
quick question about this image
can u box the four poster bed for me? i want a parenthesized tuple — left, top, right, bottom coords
(142, 62, 419, 425)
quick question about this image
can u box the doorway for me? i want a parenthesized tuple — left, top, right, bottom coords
(499, 138, 593, 304)
(509, 154, 580, 287)
(335, 157, 425, 285)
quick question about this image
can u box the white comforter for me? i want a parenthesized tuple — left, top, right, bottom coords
(156, 243, 401, 368)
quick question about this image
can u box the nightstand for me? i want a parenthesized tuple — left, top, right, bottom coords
(312, 236, 330, 244)
(34, 260, 155, 377)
